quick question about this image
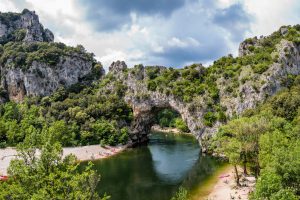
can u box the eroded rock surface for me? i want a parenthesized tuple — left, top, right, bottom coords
(0, 10, 104, 102)
(108, 38, 300, 149)
(0, 9, 53, 44)
(1, 56, 96, 102)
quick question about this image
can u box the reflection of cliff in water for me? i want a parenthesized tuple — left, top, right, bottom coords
(95, 147, 163, 200)
(81, 132, 223, 200)
(148, 133, 200, 183)
(181, 155, 223, 189)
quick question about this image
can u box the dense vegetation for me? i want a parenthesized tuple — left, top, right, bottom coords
(0, 21, 299, 199)
(171, 187, 189, 200)
(213, 74, 300, 199)
(139, 25, 300, 128)
(0, 42, 95, 70)
(155, 109, 189, 132)
(0, 135, 110, 199)
(0, 74, 132, 148)
(0, 9, 50, 45)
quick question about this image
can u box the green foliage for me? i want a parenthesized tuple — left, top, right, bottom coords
(268, 86, 300, 120)
(175, 118, 189, 132)
(214, 73, 300, 199)
(203, 112, 217, 127)
(156, 109, 179, 127)
(13, 29, 26, 41)
(251, 171, 283, 199)
(0, 76, 133, 148)
(155, 109, 189, 132)
(0, 42, 95, 70)
(252, 62, 270, 74)
(171, 187, 189, 200)
(0, 139, 110, 200)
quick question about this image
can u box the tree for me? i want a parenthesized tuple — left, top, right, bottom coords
(0, 139, 110, 200)
(218, 137, 242, 186)
(46, 120, 76, 146)
(171, 187, 189, 200)
(250, 171, 282, 199)
(175, 118, 189, 132)
(215, 116, 270, 177)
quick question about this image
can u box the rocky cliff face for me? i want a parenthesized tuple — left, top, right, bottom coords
(227, 39, 300, 116)
(0, 9, 53, 44)
(1, 55, 96, 102)
(108, 28, 300, 149)
(1, 9, 299, 150)
(0, 10, 103, 102)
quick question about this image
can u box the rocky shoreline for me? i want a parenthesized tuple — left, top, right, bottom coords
(151, 125, 191, 135)
(0, 144, 127, 176)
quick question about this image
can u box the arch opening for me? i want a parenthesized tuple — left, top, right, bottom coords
(129, 105, 191, 145)
(153, 108, 189, 133)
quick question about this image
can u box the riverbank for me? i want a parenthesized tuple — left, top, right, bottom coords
(0, 144, 127, 176)
(191, 165, 255, 200)
(151, 125, 191, 135)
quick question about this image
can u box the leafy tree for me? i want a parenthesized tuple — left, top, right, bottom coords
(175, 118, 189, 132)
(251, 171, 283, 199)
(156, 109, 179, 128)
(0, 139, 110, 200)
(171, 187, 189, 200)
(203, 112, 217, 127)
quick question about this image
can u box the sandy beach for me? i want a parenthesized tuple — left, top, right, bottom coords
(151, 125, 191, 135)
(0, 144, 127, 176)
(190, 164, 255, 200)
(205, 166, 255, 200)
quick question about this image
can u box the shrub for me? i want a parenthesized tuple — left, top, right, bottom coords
(203, 112, 217, 127)
(252, 63, 270, 74)
(175, 118, 189, 132)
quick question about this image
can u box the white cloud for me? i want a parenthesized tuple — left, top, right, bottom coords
(244, 0, 300, 37)
(216, 0, 239, 8)
(0, 0, 18, 12)
(167, 37, 200, 48)
(1, 0, 300, 69)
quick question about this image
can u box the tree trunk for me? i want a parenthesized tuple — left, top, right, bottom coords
(234, 165, 240, 186)
(255, 157, 260, 178)
(243, 154, 248, 175)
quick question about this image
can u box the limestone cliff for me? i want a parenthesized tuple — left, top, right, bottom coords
(0, 9, 53, 44)
(108, 26, 300, 149)
(0, 10, 104, 102)
(1, 9, 299, 151)
(1, 55, 98, 102)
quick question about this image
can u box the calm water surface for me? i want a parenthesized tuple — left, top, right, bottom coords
(84, 132, 223, 200)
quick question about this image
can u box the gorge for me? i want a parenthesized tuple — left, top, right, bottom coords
(0, 9, 299, 200)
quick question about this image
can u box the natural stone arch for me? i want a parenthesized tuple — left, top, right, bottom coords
(109, 43, 300, 149)
(125, 91, 204, 145)
(110, 61, 218, 149)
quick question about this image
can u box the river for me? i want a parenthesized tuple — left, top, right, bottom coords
(81, 132, 224, 200)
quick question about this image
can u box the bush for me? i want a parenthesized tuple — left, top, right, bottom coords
(203, 112, 217, 127)
(175, 118, 189, 132)
(250, 171, 282, 199)
(252, 63, 270, 74)
(156, 109, 179, 128)
(171, 187, 189, 200)
(119, 127, 129, 144)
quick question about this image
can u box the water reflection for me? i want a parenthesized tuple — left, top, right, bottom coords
(148, 133, 200, 183)
(81, 132, 223, 200)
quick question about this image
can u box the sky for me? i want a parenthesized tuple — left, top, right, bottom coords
(1, 0, 300, 70)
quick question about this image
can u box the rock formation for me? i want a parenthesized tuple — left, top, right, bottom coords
(1, 10, 300, 150)
(0, 9, 53, 44)
(108, 28, 300, 149)
(2, 56, 96, 102)
(0, 10, 104, 102)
